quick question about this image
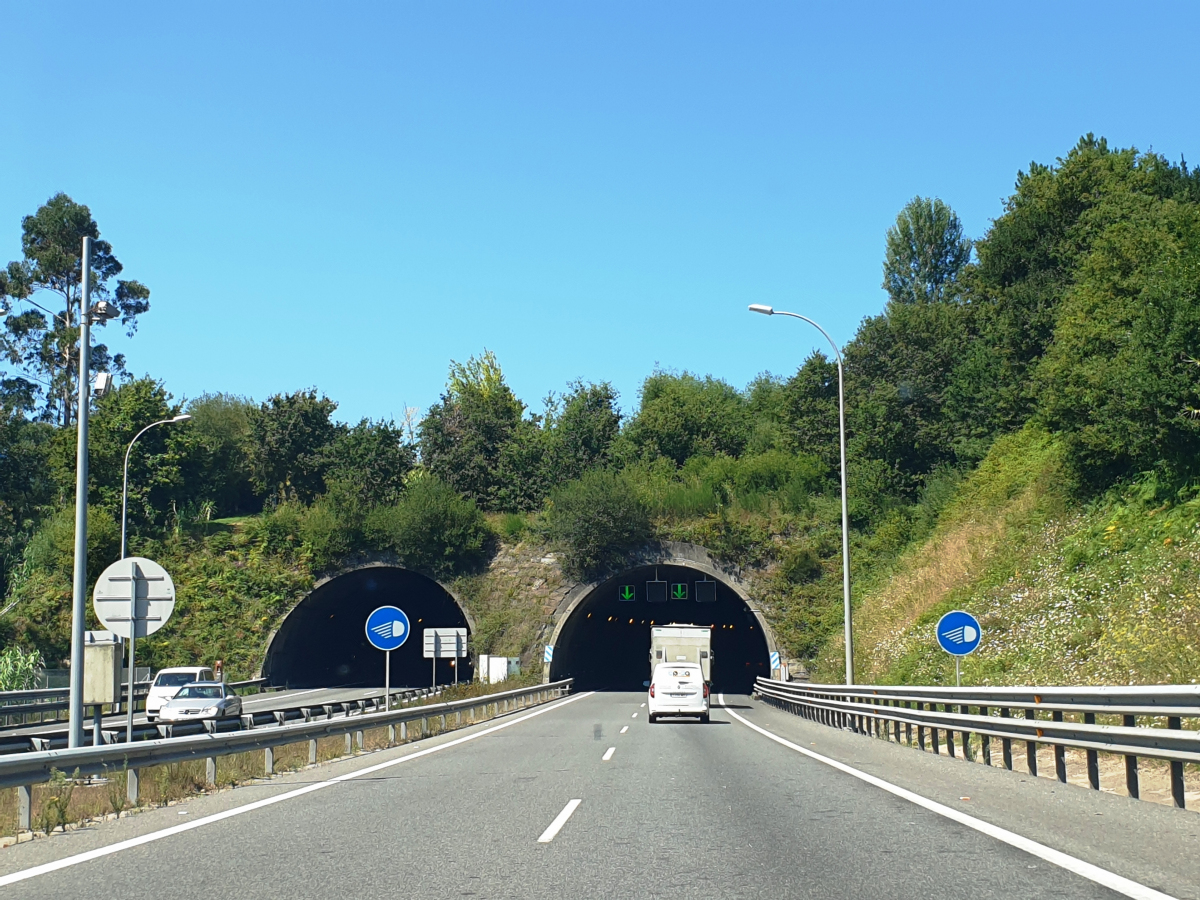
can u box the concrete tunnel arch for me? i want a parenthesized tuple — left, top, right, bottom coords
(262, 562, 475, 689)
(545, 543, 778, 694)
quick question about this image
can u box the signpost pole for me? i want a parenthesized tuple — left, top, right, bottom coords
(956, 656, 961, 688)
(126, 559, 137, 744)
(385, 649, 391, 711)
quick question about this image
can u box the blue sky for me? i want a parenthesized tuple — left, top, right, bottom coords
(4, 2, 1198, 424)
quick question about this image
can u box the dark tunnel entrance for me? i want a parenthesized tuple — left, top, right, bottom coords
(263, 567, 472, 689)
(548, 565, 770, 694)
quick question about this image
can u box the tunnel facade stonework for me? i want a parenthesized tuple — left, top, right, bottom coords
(545, 542, 779, 694)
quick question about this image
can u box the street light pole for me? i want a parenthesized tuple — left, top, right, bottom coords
(67, 238, 93, 748)
(749, 304, 855, 685)
(120, 415, 192, 559)
(118, 414, 190, 743)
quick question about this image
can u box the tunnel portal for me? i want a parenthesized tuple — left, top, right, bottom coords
(548, 564, 770, 693)
(263, 566, 472, 689)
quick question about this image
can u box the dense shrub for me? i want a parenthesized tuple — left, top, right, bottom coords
(364, 477, 489, 578)
(546, 469, 651, 579)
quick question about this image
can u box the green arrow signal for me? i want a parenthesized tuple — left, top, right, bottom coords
(671, 583, 688, 600)
(619, 585, 635, 601)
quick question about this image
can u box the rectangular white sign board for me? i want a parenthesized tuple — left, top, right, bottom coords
(423, 627, 467, 658)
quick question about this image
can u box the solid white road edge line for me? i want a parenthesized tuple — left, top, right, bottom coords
(717, 694, 1178, 900)
(537, 799, 582, 843)
(602, 747, 616, 761)
(0, 691, 597, 888)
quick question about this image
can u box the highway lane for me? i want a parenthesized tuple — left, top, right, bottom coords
(0, 691, 1190, 899)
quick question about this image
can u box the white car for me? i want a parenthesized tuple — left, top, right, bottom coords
(648, 662, 709, 723)
(158, 682, 243, 722)
(145, 666, 214, 721)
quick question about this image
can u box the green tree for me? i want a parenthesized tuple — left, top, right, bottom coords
(247, 389, 342, 504)
(364, 477, 489, 577)
(623, 371, 751, 466)
(324, 419, 416, 513)
(882, 196, 972, 305)
(546, 469, 652, 579)
(0, 411, 53, 595)
(419, 351, 525, 509)
(1, 194, 150, 425)
(1035, 201, 1200, 489)
(184, 392, 258, 516)
(779, 352, 840, 471)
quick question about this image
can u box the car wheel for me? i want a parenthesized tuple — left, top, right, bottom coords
(648, 714, 657, 724)
(701, 712, 710, 724)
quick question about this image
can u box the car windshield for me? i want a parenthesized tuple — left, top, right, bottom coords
(174, 686, 222, 699)
(154, 672, 201, 687)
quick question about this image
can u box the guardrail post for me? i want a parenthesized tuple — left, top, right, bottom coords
(1024, 708, 1038, 776)
(917, 711, 926, 751)
(389, 724, 396, 743)
(959, 705, 973, 762)
(455, 711, 462, 727)
(421, 716, 428, 736)
(1083, 713, 1099, 789)
(127, 768, 139, 805)
(980, 707, 991, 765)
(1168, 717, 1185, 808)
(1052, 711, 1066, 782)
(18, 784, 31, 831)
(206, 757, 216, 786)
(309, 739, 318, 764)
(344, 733, 352, 755)
(440, 713, 447, 730)
(400, 722, 407, 741)
(356, 730, 364, 751)
(931, 718, 941, 756)
(1000, 708, 1013, 769)
(264, 747, 274, 775)
(1123, 714, 1139, 799)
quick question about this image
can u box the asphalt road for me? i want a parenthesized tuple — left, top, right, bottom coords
(1, 691, 1195, 899)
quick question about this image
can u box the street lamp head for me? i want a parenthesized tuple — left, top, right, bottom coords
(171, 415, 193, 423)
(748, 304, 774, 316)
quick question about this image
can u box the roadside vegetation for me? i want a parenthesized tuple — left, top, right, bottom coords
(4, 135, 1200, 687)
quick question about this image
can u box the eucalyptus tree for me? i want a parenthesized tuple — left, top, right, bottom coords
(1, 193, 150, 425)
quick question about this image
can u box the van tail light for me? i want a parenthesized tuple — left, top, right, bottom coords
(649, 684, 655, 698)
(703, 684, 709, 698)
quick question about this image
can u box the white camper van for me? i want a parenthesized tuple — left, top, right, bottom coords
(649, 624, 712, 682)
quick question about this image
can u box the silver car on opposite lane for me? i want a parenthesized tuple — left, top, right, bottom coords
(157, 682, 243, 722)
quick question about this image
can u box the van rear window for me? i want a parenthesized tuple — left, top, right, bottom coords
(154, 672, 199, 687)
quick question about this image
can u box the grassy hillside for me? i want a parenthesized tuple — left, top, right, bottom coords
(808, 427, 1200, 687)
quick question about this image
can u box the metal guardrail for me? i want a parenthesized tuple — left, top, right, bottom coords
(0, 678, 268, 730)
(2, 679, 573, 832)
(0, 684, 439, 755)
(754, 678, 1200, 810)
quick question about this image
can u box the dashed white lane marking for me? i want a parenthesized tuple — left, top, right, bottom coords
(640, 703, 646, 708)
(718, 694, 1178, 900)
(537, 799, 582, 843)
(0, 692, 596, 888)
(602, 747, 616, 761)
(631, 713, 637, 718)
(620, 726, 629, 734)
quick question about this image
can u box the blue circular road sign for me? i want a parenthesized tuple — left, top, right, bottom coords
(365, 605, 410, 652)
(936, 610, 982, 656)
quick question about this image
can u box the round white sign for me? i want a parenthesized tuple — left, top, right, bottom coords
(92, 556, 176, 639)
